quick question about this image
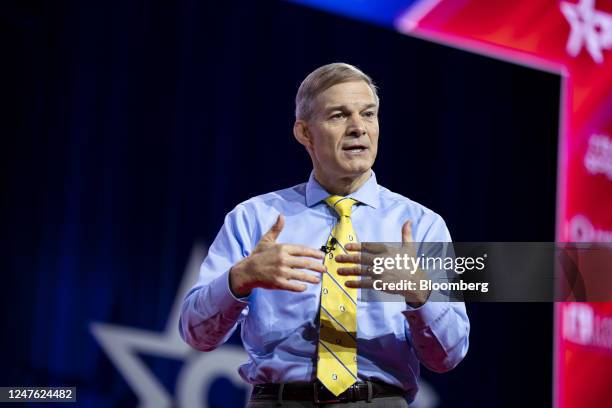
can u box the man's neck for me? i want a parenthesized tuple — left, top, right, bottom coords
(314, 169, 371, 196)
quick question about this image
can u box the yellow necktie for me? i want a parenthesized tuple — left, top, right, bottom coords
(317, 196, 359, 396)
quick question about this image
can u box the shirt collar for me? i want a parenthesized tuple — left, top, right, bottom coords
(305, 170, 380, 209)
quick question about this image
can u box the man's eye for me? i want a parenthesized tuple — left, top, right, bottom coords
(330, 113, 345, 120)
(363, 111, 376, 118)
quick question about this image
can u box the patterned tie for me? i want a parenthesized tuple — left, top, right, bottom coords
(316, 195, 359, 396)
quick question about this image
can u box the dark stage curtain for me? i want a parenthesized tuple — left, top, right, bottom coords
(3, 1, 558, 406)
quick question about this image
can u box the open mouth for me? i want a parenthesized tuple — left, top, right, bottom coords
(342, 145, 368, 154)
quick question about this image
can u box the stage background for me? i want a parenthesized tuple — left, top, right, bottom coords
(3, 1, 559, 407)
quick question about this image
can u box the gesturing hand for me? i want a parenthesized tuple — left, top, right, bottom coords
(335, 220, 432, 307)
(229, 214, 326, 297)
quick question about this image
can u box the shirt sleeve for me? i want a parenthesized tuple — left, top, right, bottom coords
(402, 212, 470, 372)
(179, 205, 252, 351)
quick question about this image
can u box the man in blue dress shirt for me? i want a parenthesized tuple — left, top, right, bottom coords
(180, 63, 469, 407)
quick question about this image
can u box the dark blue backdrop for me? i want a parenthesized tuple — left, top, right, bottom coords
(3, 1, 558, 406)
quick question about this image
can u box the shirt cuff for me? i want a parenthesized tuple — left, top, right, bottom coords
(203, 270, 249, 316)
(402, 302, 450, 331)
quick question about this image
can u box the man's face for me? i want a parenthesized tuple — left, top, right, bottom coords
(301, 80, 379, 181)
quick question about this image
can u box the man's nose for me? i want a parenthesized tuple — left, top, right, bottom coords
(346, 114, 366, 136)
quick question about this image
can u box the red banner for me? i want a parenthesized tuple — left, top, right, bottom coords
(396, 1, 612, 406)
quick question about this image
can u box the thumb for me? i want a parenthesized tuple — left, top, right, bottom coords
(260, 214, 284, 243)
(402, 220, 413, 246)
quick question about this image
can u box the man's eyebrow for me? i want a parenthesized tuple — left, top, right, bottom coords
(361, 103, 378, 110)
(324, 105, 347, 113)
(324, 103, 378, 112)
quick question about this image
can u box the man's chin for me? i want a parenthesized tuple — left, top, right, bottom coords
(339, 164, 373, 179)
(344, 158, 374, 173)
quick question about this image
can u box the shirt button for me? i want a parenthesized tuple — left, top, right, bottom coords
(322, 288, 328, 295)
(339, 305, 346, 312)
(332, 373, 338, 380)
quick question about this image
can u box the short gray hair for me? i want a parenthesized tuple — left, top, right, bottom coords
(295, 62, 379, 120)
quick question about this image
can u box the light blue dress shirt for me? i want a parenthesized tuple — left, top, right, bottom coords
(179, 171, 469, 402)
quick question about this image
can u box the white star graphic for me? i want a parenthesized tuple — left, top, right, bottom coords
(560, 0, 612, 63)
(91, 244, 250, 408)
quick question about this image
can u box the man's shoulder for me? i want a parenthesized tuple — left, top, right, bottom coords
(231, 182, 308, 214)
(377, 184, 444, 220)
(377, 184, 451, 241)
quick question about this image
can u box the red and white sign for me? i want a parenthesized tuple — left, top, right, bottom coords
(396, 1, 612, 407)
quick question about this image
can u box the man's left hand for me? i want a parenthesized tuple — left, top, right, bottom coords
(335, 220, 431, 307)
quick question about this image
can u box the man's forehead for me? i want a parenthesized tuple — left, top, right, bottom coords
(316, 81, 378, 109)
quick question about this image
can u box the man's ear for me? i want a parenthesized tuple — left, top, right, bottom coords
(293, 120, 312, 151)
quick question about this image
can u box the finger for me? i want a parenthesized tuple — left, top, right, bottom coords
(345, 242, 389, 254)
(345, 243, 361, 252)
(275, 280, 308, 292)
(286, 270, 321, 285)
(260, 214, 284, 243)
(334, 253, 359, 264)
(345, 279, 375, 289)
(283, 244, 325, 260)
(337, 266, 368, 277)
(287, 257, 326, 274)
(402, 220, 413, 246)
(335, 252, 376, 266)
(363, 242, 392, 254)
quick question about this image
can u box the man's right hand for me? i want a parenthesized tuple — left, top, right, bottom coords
(229, 214, 326, 297)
